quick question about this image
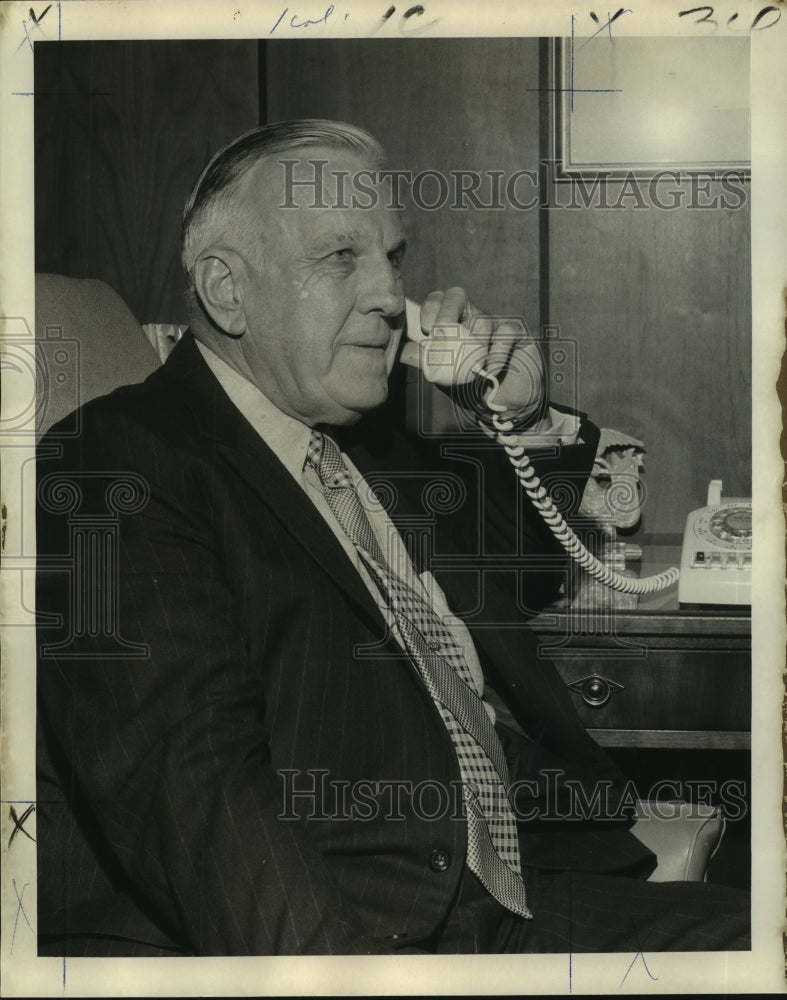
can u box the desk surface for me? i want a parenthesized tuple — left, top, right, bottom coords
(531, 544, 750, 640)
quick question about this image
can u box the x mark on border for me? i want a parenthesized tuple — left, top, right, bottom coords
(8, 804, 36, 848)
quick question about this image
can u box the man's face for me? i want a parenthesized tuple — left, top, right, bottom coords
(231, 149, 407, 426)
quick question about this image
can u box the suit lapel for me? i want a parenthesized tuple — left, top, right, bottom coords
(158, 334, 387, 630)
(149, 339, 603, 759)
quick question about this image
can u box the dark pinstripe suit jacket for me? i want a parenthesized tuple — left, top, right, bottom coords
(36, 333, 654, 956)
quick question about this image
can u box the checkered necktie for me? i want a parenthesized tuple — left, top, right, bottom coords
(306, 430, 530, 919)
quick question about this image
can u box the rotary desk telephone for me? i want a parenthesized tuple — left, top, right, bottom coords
(676, 481, 752, 608)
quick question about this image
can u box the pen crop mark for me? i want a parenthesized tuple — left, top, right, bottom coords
(568, 13, 627, 111)
(11, 880, 33, 953)
(619, 949, 658, 987)
(619, 925, 658, 988)
(16, 5, 53, 51)
(581, 8, 633, 47)
(8, 804, 36, 848)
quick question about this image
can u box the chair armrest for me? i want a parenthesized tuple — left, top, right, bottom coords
(631, 801, 725, 882)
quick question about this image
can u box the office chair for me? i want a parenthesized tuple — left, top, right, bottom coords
(35, 272, 160, 439)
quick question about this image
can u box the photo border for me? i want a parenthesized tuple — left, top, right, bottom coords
(1, 1, 785, 996)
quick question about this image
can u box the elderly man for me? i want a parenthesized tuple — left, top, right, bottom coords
(36, 120, 749, 956)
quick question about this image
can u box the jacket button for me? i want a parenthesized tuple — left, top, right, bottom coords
(429, 848, 452, 872)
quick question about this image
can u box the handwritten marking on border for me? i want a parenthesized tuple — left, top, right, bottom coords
(10, 880, 33, 953)
(679, 4, 782, 30)
(8, 804, 36, 848)
(16, 3, 56, 52)
(269, 3, 440, 36)
(619, 950, 659, 988)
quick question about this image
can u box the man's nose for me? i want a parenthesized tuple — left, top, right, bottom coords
(357, 256, 405, 317)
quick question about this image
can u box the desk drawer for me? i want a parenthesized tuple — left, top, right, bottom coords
(550, 649, 750, 732)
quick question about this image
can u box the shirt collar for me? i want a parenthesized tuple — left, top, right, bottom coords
(195, 340, 312, 484)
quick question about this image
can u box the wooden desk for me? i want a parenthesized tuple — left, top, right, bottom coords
(531, 546, 751, 750)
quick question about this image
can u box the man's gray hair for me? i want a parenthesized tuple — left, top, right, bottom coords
(181, 119, 385, 311)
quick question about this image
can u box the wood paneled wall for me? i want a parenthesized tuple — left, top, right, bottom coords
(266, 38, 542, 316)
(548, 183, 751, 537)
(35, 40, 259, 325)
(265, 37, 543, 434)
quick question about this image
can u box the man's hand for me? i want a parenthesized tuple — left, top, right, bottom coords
(399, 287, 546, 428)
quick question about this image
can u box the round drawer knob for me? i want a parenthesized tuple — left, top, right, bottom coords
(583, 676, 611, 706)
(567, 673, 624, 707)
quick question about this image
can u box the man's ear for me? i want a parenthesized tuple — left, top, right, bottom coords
(193, 251, 247, 336)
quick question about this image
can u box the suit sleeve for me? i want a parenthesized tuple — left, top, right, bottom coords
(464, 405, 601, 615)
(504, 405, 600, 611)
(36, 404, 405, 956)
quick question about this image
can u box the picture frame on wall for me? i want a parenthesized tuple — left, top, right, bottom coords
(552, 35, 752, 179)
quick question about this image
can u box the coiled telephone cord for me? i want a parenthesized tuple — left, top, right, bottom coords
(475, 365, 679, 596)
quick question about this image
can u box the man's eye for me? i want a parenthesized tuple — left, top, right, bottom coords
(330, 248, 355, 262)
(389, 248, 406, 270)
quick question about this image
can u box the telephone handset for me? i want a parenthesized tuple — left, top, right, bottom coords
(677, 481, 751, 607)
(402, 297, 679, 597)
